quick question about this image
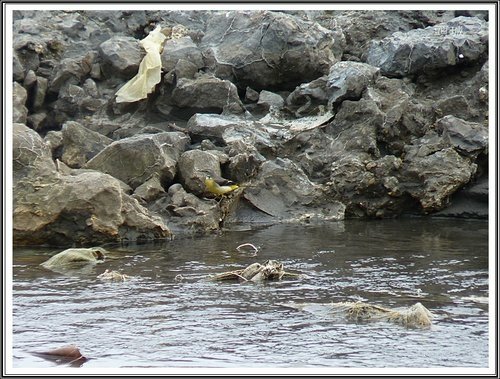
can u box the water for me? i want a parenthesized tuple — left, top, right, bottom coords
(10, 218, 490, 371)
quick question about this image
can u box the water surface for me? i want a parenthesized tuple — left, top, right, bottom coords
(11, 218, 489, 370)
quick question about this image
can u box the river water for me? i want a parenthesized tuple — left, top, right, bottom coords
(11, 218, 490, 372)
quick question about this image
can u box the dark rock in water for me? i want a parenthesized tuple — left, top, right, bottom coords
(435, 115, 488, 158)
(60, 121, 113, 168)
(366, 16, 488, 77)
(98, 35, 144, 78)
(168, 75, 244, 115)
(86, 132, 190, 190)
(13, 82, 28, 124)
(200, 10, 342, 90)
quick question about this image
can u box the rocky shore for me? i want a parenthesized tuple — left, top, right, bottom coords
(12, 10, 489, 246)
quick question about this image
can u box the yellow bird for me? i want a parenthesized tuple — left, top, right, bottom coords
(204, 175, 239, 196)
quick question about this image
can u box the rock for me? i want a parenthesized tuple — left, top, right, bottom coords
(13, 53, 25, 82)
(287, 61, 380, 114)
(435, 115, 488, 158)
(98, 35, 144, 78)
(257, 90, 285, 112)
(243, 158, 345, 222)
(44, 130, 64, 156)
(41, 247, 106, 270)
(85, 132, 189, 189)
(168, 75, 244, 115)
(133, 174, 166, 202)
(186, 113, 247, 144)
(366, 16, 488, 77)
(31, 75, 49, 111)
(60, 121, 113, 168)
(433, 95, 473, 120)
(245, 87, 260, 102)
(49, 55, 93, 93)
(200, 10, 342, 90)
(160, 36, 203, 72)
(177, 149, 221, 196)
(13, 123, 57, 184)
(13, 82, 28, 124)
(401, 143, 476, 212)
(14, 169, 171, 246)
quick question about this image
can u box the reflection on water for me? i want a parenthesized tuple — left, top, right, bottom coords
(11, 218, 489, 369)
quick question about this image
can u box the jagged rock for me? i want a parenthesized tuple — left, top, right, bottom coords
(287, 61, 380, 114)
(256, 90, 285, 112)
(401, 139, 477, 212)
(243, 158, 345, 222)
(60, 121, 113, 168)
(160, 36, 203, 72)
(200, 10, 343, 90)
(433, 95, 473, 120)
(366, 16, 488, 77)
(85, 132, 190, 189)
(13, 82, 28, 124)
(44, 130, 63, 156)
(177, 149, 221, 196)
(13, 123, 171, 245)
(133, 174, 166, 202)
(187, 113, 247, 144)
(435, 115, 488, 157)
(31, 75, 49, 111)
(168, 75, 244, 115)
(98, 35, 144, 78)
(49, 54, 94, 93)
(13, 53, 25, 82)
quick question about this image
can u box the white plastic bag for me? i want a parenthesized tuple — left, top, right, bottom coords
(115, 25, 167, 103)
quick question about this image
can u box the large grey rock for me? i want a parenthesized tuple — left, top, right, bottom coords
(366, 16, 488, 76)
(61, 121, 113, 168)
(98, 35, 144, 78)
(161, 36, 203, 72)
(243, 158, 345, 222)
(85, 132, 190, 189)
(200, 10, 343, 90)
(186, 113, 249, 144)
(49, 54, 95, 93)
(169, 75, 244, 114)
(177, 149, 221, 196)
(13, 123, 171, 246)
(41, 247, 106, 270)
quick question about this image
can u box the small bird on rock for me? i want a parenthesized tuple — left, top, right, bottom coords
(203, 173, 239, 196)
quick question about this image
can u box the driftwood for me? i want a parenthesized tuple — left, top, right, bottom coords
(281, 301, 433, 328)
(31, 344, 88, 367)
(210, 260, 303, 282)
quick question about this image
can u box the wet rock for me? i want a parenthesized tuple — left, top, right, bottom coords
(13, 82, 28, 124)
(86, 132, 190, 190)
(177, 149, 221, 196)
(168, 75, 244, 115)
(366, 16, 488, 77)
(160, 36, 203, 72)
(98, 35, 144, 78)
(435, 115, 488, 158)
(14, 169, 171, 246)
(41, 247, 106, 270)
(60, 121, 113, 168)
(200, 10, 342, 90)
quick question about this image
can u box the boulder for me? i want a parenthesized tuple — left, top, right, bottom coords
(160, 36, 204, 72)
(61, 121, 113, 168)
(435, 115, 488, 158)
(85, 132, 190, 189)
(200, 10, 343, 90)
(366, 16, 488, 77)
(98, 35, 144, 78)
(177, 149, 221, 196)
(133, 174, 166, 202)
(168, 75, 244, 115)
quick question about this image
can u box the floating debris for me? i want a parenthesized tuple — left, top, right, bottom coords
(210, 260, 303, 282)
(97, 269, 130, 281)
(31, 344, 88, 367)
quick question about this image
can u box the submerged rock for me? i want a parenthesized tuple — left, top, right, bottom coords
(41, 247, 106, 270)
